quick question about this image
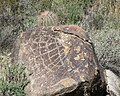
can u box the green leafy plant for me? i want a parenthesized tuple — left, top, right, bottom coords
(0, 52, 28, 96)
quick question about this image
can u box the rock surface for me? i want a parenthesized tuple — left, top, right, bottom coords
(14, 25, 106, 96)
(104, 69, 120, 96)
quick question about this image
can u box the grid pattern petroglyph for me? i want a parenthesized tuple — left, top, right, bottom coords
(18, 26, 100, 95)
(30, 36, 65, 73)
(19, 28, 71, 92)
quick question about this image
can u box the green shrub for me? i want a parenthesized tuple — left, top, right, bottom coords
(0, 0, 119, 50)
(51, 0, 94, 24)
(0, 52, 28, 96)
(89, 29, 120, 76)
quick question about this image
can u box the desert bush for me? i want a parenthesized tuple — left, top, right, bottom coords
(51, 0, 94, 24)
(90, 0, 120, 30)
(0, 0, 26, 50)
(0, 52, 28, 96)
(89, 29, 120, 76)
(0, 0, 119, 51)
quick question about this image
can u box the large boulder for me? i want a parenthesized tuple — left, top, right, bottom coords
(13, 25, 106, 96)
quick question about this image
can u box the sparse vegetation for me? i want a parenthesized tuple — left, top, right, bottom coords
(0, 52, 28, 96)
(0, 0, 120, 95)
(90, 29, 120, 76)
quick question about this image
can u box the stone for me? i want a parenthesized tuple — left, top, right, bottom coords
(13, 25, 106, 96)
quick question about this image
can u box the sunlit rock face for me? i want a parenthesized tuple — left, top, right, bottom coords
(104, 69, 120, 96)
